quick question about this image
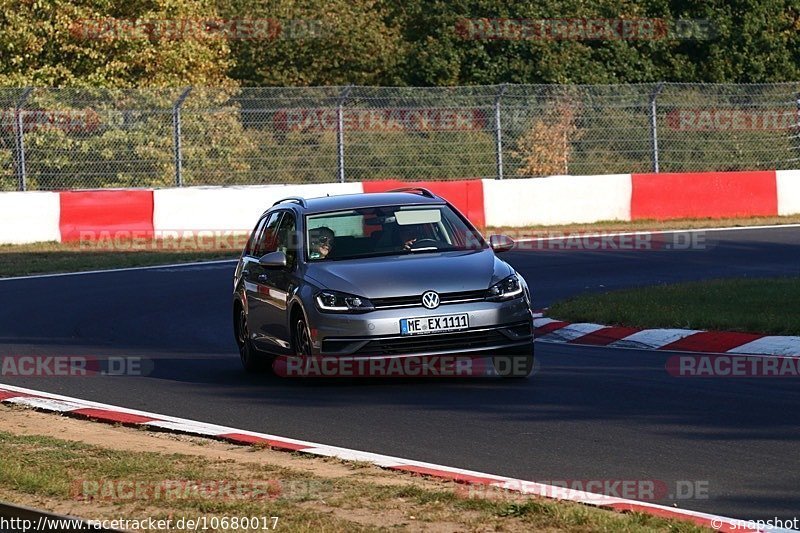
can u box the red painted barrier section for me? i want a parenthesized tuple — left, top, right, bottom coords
(631, 171, 778, 220)
(59, 190, 154, 242)
(362, 180, 485, 228)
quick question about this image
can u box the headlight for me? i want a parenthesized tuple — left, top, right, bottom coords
(315, 291, 374, 313)
(487, 274, 523, 300)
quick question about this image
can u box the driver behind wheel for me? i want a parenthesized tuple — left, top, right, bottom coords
(399, 224, 424, 250)
(309, 226, 335, 259)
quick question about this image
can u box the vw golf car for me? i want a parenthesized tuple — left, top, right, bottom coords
(232, 188, 535, 377)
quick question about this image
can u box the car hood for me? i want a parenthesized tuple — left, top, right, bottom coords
(303, 249, 513, 298)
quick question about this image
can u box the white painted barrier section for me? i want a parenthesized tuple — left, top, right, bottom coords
(0, 191, 61, 244)
(776, 170, 800, 216)
(482, 174, 632, 227)
(153, 183, 364, 233)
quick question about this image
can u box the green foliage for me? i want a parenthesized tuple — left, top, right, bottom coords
(219, 0, 405, 86)
(384, 0, 800, 85)
(0, 0, 234, 87)
(180, 89, 261, 185)
(0, 2, 797, 189)
(1, 0, 797, 88)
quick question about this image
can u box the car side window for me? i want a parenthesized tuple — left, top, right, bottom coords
(275, 212, 297, 268)
(244, 216, 268, 256)
(251, 212, 282, 258)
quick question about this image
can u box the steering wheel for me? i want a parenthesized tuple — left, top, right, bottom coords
(407, 238, 440, 249)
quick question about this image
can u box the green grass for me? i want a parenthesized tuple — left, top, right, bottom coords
(0, 429, 711, 532)
(0, 240, 239, 278)
(549, 277, 800, 335)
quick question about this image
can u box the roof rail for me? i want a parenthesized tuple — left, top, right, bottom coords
(386, 187, 437, 199)
(272, 196, 307, 208)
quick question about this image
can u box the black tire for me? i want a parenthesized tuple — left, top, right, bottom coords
(493, 344, 535, 378)
(293, 316, 313, 357)
(236, 306, 271, 373)
(286, 315, 314, 378)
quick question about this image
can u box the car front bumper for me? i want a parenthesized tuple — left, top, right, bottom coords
(306, 296, 534, 357)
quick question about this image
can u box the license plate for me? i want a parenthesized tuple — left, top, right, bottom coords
(400, 314, 469, 335)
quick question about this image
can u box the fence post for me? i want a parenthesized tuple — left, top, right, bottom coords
(14, 87, 33, 191)
(494, 84, 508, 180)
(796, 92, 800, 152)
(172, 87, 192, 187)
(336, 86, 353, 183)
(649, 82, 665, 173)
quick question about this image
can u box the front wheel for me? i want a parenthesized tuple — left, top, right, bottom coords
(236, 307, 271, 373)
(294, 317, 313, 357)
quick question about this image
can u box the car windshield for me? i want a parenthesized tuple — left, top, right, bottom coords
(305, 205, 486, 261)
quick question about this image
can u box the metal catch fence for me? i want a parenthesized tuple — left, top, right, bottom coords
(1, 84, 798, 190)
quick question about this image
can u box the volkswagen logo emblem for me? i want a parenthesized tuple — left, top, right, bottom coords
(421, 291, 440, 309)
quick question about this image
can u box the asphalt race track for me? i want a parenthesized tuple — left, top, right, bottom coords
(1, 226, 799, 520)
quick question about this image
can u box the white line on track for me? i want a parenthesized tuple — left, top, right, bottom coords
(0, 259, 238, 282)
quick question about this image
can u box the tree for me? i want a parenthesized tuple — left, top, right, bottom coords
(0, 0, 234, 87)
(219, 0, 405, 86)
(510, 96, 582, 176)
(382, 0, 800, 85)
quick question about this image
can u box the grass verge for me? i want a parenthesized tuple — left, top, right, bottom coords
(487, 214, 800, 236)
(0, 405, 709, 532)
(548, 277, 800, 336)
(0, 240, 239, 278)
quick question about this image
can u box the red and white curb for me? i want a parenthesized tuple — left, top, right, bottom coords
(533, 315, 800, 357)
(0, 383, 788, 532)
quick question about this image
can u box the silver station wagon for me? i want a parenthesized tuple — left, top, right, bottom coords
(232, 188, 535, 377)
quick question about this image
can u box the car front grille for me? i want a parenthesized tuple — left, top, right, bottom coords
(346, 323, 531, 356)
(371, 289, 487, 309)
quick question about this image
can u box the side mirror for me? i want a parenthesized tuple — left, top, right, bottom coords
(489, 234, 515, 253)
(258, 251, 287, 268)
